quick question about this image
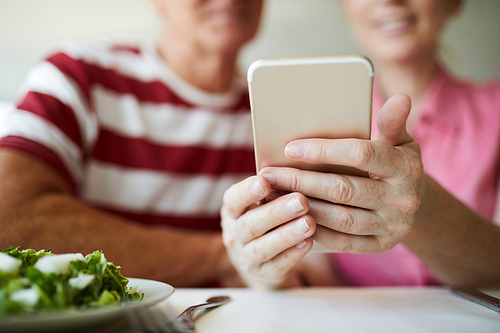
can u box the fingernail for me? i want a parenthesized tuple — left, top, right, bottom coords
(285, 197, 304, 214)
(250, 180, 265, 196)
(261, 173, 277, 186)
(296, 240, 307, 249)
(293, 218, 309, 235)
(285, 144, 305, 159)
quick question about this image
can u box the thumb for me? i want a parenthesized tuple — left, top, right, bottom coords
(374, 93, 413, 146)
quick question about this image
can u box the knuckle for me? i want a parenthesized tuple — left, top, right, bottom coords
(386, 219, 412, 242)
(328, 175, 355, 204)
(236, 254, 250, 272)
(366, 218, 380, 235)
(412, 157, 424, 176)
(270, 254, 290, 273)
(222, 186, 231, 206)
(377, 238, 398, 253)
(220, 206, 236, 227)
(317, 141, 330, 162)
(222, 231, 235, 249)
(355, 219, 377, 235)
(290, 170, 301, 192)
(238, 216, 258, 240)
(267, 204, 283, 225)
(406, 195, 421, 214)
(353, 141, 377, 167)
(334, 236, 352, 253)
(357, 215, 379, 235)
(406, 157, 424, 180)
(275, 225, 293, 249)
(248, 242, 267, 262)
(398, 219, 414, 237)
(335, 208, 356, 232)
(219, 207, 228, 224)
(277, 228, 288, 247)
(269, 258, 283, 273)
(350, 243, 369, 254)
(222, 191, 239, 216)
(397, 148, 424, 180)
(399, 193, 421, 215)
(221, 191, 231, 210)
(281, 248, 298, 265)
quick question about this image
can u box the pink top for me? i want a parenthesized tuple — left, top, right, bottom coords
(333, 67, 500, 286)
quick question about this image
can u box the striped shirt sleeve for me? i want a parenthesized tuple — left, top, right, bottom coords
(0, 50, 98, 192)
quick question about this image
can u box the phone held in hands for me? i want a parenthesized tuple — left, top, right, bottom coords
(247, 55, 374, 253)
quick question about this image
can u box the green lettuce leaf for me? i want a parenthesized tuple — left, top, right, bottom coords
(0, 247, 143, 316)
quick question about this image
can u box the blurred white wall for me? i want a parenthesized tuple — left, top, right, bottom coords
(1, 0, 499, 102)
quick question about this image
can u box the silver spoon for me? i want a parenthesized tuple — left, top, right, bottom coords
(170, 296, 231, 332)
(129, 295, 231, 333)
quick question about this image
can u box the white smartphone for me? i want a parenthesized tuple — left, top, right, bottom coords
(247, 55, 374, 253)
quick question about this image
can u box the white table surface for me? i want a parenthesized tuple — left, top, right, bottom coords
(109, 286, 500, 333)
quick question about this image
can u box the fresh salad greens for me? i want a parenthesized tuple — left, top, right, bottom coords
(0, 247, 143, 316)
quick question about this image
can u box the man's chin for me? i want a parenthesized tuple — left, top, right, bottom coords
(206, 31, 256, 52)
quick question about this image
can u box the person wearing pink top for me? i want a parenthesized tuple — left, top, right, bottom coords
(221, 0, 500, 288)
(334, 66, 500, 286)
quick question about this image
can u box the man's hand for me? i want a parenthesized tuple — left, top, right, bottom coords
(259, 94, 424, 253)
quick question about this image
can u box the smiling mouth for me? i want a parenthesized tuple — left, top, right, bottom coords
(377, 16, 416, 35)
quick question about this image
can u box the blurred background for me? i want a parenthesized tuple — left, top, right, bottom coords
(1, 0, 499, 103)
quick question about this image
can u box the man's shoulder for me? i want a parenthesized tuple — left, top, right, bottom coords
(46, 41, 146, 68)
(40, 41, 165, 99)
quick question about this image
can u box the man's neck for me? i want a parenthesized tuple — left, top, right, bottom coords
(157, 35, 239, 93)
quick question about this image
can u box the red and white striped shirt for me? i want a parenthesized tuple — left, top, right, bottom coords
(0, 42, 256, 231)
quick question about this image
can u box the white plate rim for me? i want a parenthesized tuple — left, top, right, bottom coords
(0, 277, 174, 332)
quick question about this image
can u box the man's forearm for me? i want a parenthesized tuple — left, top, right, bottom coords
(403, 175, 500, 287)
(0, 193, 236, 287)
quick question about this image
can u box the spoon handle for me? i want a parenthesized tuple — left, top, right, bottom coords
(170, 296, 231, 332)
(180, 302, 214, 322)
